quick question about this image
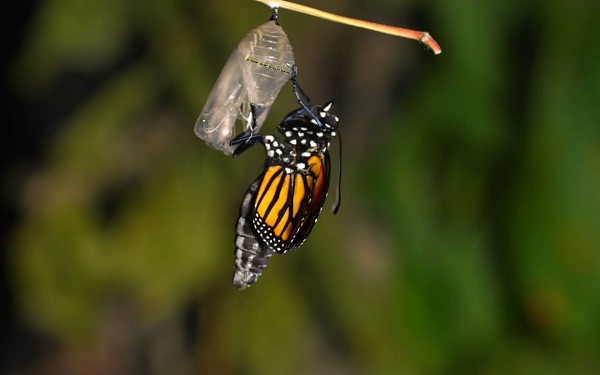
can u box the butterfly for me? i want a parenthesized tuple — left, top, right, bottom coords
(230, 85, 341, 289)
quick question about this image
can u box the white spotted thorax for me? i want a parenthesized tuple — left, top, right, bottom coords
(263, 101, 339, 169)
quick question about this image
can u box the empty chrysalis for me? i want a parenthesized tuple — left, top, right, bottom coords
(195, 15, 295, 155)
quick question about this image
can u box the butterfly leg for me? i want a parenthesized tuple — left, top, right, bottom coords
(291, 65, 312, 105)
(230, 104, 266, 157)
(291, 66, 325, 127)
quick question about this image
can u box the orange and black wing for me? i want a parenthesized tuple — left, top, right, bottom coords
(252, 153, 330, 253)
(288, 153, 330, 250)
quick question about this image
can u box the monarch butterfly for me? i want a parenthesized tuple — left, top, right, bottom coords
(230, 82, 342, 289)
(195, 9, 295, 155)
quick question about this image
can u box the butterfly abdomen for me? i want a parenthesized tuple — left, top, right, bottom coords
(233, 177, 275, 290)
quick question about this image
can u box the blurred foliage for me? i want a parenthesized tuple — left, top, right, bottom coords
(6, 0, 600, 374)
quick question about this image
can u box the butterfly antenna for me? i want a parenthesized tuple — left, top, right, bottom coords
(332, 126, 342, 214)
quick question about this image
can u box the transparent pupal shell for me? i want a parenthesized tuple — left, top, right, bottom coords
(195, 20, 295, 155)
(194, 50, 246, 153)
(238, 21, 295, 132)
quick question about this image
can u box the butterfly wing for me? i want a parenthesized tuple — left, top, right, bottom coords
(252, 152, 330, 253)
(288, 152, 330, 249)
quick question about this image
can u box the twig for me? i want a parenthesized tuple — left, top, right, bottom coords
(254, 0, 442, 55)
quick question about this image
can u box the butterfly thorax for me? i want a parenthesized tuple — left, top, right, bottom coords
(265, 104, 339, 168)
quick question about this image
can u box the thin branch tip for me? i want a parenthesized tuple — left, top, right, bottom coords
(420, 32, 442, 55)
(254, 0, 442, 54)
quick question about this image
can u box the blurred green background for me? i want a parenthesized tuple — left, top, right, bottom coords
(2, 0, 600, 374)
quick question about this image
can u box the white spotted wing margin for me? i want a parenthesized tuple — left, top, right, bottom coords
(233, 175, 274, 290)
